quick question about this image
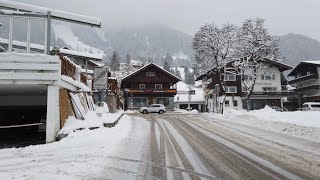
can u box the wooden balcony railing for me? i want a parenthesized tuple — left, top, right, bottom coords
(60, 55, 76, 80)
(288, 74, 319, 85)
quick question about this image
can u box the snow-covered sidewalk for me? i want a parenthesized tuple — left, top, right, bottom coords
(0, 114, 133, 179)
(202, 107, 320, 141)
(60, 111, 124, 135)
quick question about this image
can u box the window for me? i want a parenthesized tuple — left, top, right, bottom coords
(224, 74, 236, 81)
(261, 74, 275, 80)
(225, 100, 230, 106)
(243, 75, 253, 81)
(225, 86, 237, 93)
(262, 87, 277, 92)
(132, 98, 147, 107)
(139, 84, 145, 89)
(146, 72, 155, 77)
(155, 84, 162, 89)
(233, 100, 238, 107)
(311, 105, 320, 108)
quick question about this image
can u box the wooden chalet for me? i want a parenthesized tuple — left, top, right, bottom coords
(288, 61, 320, 104)
(121, 63, 181, 110)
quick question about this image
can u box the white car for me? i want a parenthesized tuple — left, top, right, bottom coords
(302, 102, 320, 111)
(139, 104, 166, 114)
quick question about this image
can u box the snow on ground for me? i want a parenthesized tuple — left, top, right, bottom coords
(52, 24, 104, 55)
(60, 110, 124, 135)
(174, 108, 199, 114)
(0, 114, 133, 179)
(203, 106, 320, 141)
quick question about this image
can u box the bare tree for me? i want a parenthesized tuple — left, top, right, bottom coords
(193, 23, 238, 113)
(231, 18, 280, 111)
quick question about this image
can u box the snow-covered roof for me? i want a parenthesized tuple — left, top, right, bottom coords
(59, 48, 103, 60)
(0, 0, 101, 27)
(130, 60, 143, 66)
(196, 58, 292, 81)
(121, 63, 181, 83)
(302, 61, 320, 65)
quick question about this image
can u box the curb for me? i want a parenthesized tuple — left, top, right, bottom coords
(103, 113, 124, 128)
(56, 113, 124, 141)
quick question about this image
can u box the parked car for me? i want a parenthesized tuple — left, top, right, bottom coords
(302, 102, 320, 111)
(139, 104, 166, 114)
(270, 106, 288, 112)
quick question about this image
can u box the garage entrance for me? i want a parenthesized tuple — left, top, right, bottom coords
(0, 85, 47, 148)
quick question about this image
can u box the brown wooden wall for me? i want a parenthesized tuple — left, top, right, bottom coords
(59, 89, 75, 128)
(207, 72, 242, 96)
(122, 65, 179, 89)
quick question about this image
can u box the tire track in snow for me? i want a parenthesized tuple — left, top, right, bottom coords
(178, 117, 303, 180)
(156, 120, 185, 180)
(160, 119, 212, 180)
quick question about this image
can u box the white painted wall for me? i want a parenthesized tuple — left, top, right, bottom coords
(242, 64, 282, 92)
(46, 85, 60, 143)
(218, 96, 243, 110)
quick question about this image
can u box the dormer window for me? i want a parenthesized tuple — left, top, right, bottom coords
(146, 72, 155, 77)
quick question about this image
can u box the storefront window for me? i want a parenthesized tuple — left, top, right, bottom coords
(132, 97, 147, 107)
(157, 97, 174, 108)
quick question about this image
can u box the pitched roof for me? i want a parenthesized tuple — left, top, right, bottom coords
(288, 61, 320, 76)
(196, 58, 292, 80)
(121, 63, 181, 82)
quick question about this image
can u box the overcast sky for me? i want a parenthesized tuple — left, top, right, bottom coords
(12, 0, 320, 40)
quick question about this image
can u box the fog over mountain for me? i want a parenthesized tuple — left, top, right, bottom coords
(279, 34, 320, 66)
(3, 0, 320, 68)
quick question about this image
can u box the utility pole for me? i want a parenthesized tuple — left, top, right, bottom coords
(188, 85, 191, 111)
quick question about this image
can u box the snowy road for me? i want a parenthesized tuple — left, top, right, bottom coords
(128, 113, 320, 180)
(1, 113, 320, 179)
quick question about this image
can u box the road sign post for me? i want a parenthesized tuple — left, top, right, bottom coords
(94, 66, 108, 102)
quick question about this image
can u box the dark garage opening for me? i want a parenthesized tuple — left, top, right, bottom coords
(0, 85, 48, 149)
(0, 106, 47, 148)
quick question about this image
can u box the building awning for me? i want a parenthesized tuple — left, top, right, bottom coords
(242, 91, 295, 97)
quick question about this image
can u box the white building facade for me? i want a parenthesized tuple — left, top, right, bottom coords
(197, 59, 292, 112)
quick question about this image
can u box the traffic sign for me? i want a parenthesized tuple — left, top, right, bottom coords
(94, 66, 108, 89)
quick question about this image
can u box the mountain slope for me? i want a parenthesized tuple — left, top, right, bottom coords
(279, 33, 320, 66)
(70, 24, 194, 66)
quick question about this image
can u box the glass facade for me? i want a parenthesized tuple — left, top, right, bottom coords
(156, 97, 174, 108)
(128, 97, 148, 108)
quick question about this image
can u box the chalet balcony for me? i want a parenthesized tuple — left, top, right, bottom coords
(126, 89, 177, 94)
(293, 85, 320, 92)
(288, 74, 319, 85)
